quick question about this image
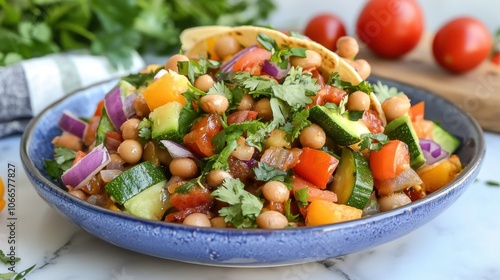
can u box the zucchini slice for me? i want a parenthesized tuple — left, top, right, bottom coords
(105, 161, 166, 204)
(331, 148, 374, 209)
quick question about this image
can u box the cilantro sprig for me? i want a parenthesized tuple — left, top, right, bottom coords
(257, 32, 306, 69)
(211, 178, 263, 228)
(359, 133, 390, 151)
(43, 147, 76, 182)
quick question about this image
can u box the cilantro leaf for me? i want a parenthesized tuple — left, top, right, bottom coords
(328, 72, 374, 94)
(232, 72, 276, 97)
(295, 187, 309, 208)
(253, 162, 292, 184)
(43, 147, 76, 182)
(359, 133, 390, 151)
(285, 109, 310, 142)
(138, 118, 152, 140)
(284, 199, 300, 222)
(211, 178, 263, 228)
(373, 81, 404, 103)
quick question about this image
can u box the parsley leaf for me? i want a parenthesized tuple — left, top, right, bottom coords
(211, 178, 263, 228)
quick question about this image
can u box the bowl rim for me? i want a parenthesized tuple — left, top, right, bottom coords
(19, 76, 486, 235)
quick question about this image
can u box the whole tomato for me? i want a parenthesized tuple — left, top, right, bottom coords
(356, 0, 424, 58)
(304, 13, 346, 52)
(492, 53, 500, 65)
(432, 17, 492, 73)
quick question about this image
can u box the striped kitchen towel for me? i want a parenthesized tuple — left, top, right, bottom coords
(0, 51, 145, 138)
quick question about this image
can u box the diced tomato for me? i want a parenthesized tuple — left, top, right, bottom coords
(311, 69, 326, 88)
(362, 109, 384, 134)
(292, 148, 339, 189)
(83, 116, 100, 146)
(291, 175, 338, 202)
(105, 131, 123, 152)
(169, 187, 214, 211)
(369, 140, 410, 180)
(227, 110, 258, 125)
(183, 114, 222, 158)
(233, 48, 271, 75)
(309, 85, 347, 108)
(72, 150, 87, 166)
(409, 101, 425, 122)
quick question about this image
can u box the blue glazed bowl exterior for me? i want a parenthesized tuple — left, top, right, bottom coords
(20, 78, 485, 267)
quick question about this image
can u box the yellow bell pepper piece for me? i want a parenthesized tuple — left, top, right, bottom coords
(143, 69, 189, 111)
(305, 199, 362, 226)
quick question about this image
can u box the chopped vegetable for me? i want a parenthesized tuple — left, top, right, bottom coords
(61, 144, 110, 189)
(419, 138, 449, 165)
(369, 140, 410, 181)
(418, 155, 462, 193)
(143, 70, 189, 110)
(58, 111, 88, 139)
(292, 147, 339, 189)
(305, 199, 362, 226)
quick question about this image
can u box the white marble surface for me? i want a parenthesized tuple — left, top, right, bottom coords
(0, 131, 499, 279)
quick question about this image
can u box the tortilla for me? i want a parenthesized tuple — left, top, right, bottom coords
(180, 25, 386, 125)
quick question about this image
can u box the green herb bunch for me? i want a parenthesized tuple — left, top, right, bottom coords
(0, 0, 275, 67)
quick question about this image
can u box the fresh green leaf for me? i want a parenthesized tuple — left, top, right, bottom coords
(285, 109, 310, 142)
(253, 162, 292, 184)
(295, 187, 309, 208)
(328, 72, 374, 94)
(0, 250, 20, 264)
(373, 81, 404, 103)
(348, 110, 365, 121)
(284, 199, 300, 222)
(138, 118, 152, 140)
(486, 180, 500, 187)
(359, 133, 390, 151)
(53, 147, 76, 165)
(211, 178, 263, 228)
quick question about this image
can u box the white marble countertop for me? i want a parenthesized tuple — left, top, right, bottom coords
(0, 131, 499, 279)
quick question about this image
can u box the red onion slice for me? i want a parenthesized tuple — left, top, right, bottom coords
(262, 60, 290, 80)
(58, 110, 88, 139)
(419, 138, 449, 165)
(61, 144, 111, 189)
(160, 140, 197, 159)
(104, 81, 137, 132)
(219, 45, 259, 74)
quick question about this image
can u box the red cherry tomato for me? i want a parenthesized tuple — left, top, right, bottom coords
(491, 52, 500, 66)
(432, 17, 493, 73)
(304, 13, 346, 52)
(356, 0, 424, 58)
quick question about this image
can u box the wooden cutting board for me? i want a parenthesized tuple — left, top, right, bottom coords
(357, 33, 500, 133)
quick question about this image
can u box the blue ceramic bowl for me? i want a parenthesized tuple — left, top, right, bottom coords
(20, 77, 485, 267)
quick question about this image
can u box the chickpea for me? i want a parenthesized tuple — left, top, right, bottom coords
(194, 74, 214, 92)
(336, 36, 359, 59)
(262, 181, 290, 203)
(352, 59, 371, 80)
(264, 129, 291, 149)
(290, 50, 322, 70)
(210, 216, 228, 228)
(298, 124, 326, 149)
(346, 91, 371, 112)
(52, 133, 82, 151)
(214, 36, 242, 59)
(378, 192, 412, 212)
(165, 54, 189, 73)
(69, 189, 88, 200)
(382, 94, 411, 122)
(169, 158, 198, 179)
(120, 118, 141, 140)
(132, 94, 151, 118)
(206, 169, 232, 188)
(199, 94, 229, 115)
(117, 139, 143, 164)
(183, 213, 211, 227)
(237, 94, 255, 111)
(256, 210, 288, 229)
(231, 137, 255, 161)
(254, 98, 273, 122)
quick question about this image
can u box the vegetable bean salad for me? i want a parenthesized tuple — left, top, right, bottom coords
(45, 26, 462, 229)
